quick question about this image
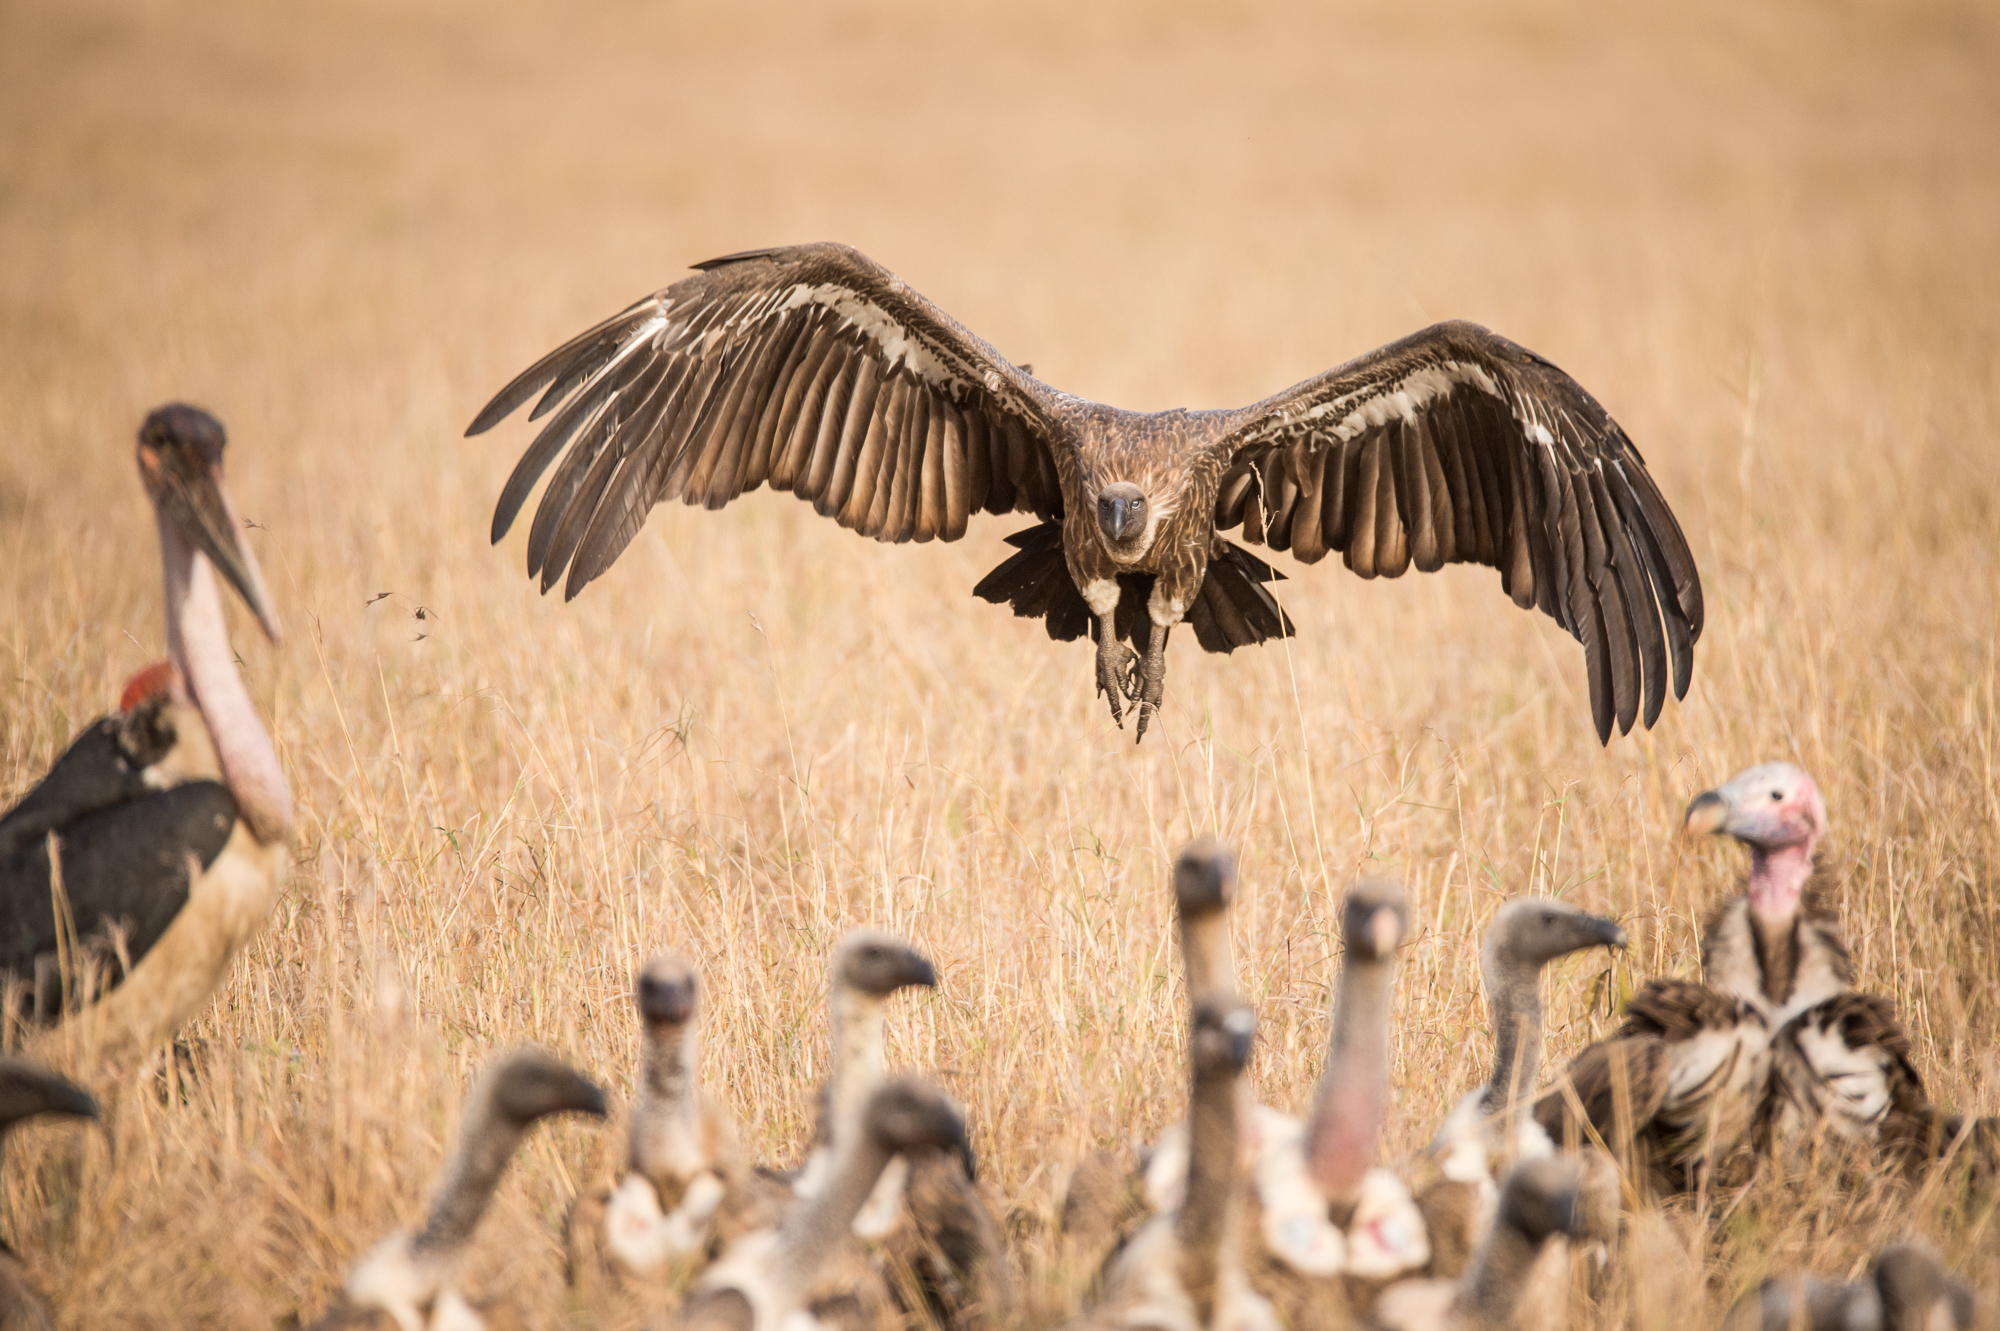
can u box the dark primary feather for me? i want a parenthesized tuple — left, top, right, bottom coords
(1210, 320, 1702, 742)
(469, 243, 1064, 599)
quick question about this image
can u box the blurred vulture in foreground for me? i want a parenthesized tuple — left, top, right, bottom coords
(469, 243, 1703, 742)
(0, 1057, 99, 1331)
(0, 405, 293, 1053)
(1720, 1242, 1975, 1331)
(310, 1048, 607, 1330)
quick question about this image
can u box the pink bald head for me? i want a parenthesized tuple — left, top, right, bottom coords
(1684, 762, 1826, 921)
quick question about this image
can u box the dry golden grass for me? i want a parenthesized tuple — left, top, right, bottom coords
(2, 0, 1998, 1324)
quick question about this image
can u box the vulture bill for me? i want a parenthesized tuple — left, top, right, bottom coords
(568, 952, 743, 1296)
(310, 1048, 607, 1331)
(681, 1078, 970, 1331)
(1075, 995, 1276, 1331)
(0, 1057, 99, 1331)
(0, 404, 293, 1053)
(468, 243, 1703, 742)
(1720, 1242, 1975, 1331)
(1418, 898, 1626, 1278)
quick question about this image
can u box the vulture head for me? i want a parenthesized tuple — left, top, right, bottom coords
(1344, 877, 1410, 962)
(490, 1047, 611, 1126)
(835, 930, 938, 999)
(1094, 481, 1158, 557)
(1173, 837, 1238, 921)
(1684, 762, 1827, 854)
(637, 951, 701, 1028)
(1190, 995, 1258, 1079)
(1486, 898, 1627, 973)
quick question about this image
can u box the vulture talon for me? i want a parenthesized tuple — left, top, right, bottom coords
(1095, 633, 1132, 727)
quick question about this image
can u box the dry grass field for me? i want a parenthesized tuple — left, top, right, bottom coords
(2, 0, 1998, 1324)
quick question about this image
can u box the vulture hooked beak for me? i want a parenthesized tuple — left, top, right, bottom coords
(1095, 482, 1148, 545)
(1682, 790, 1730, 838)
(138, 405, 282, 643)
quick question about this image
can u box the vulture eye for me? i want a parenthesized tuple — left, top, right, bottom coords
(1770, 791, 1783, 801)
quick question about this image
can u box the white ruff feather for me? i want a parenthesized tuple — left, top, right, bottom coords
(1285, 361, 1503, 443)
(344, 1231, 447, 1331)
(778, 284, 963, 389)
(851, 1153, 910, 1239)
(605, 1170, 727, 1275)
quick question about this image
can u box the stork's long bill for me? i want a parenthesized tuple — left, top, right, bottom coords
(137, 404, 293, 845)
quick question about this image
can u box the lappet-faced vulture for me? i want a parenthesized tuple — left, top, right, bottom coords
(468, 244, 1703, 742)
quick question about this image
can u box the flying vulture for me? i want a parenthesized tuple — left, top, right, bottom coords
(468, 244, 1703, 741)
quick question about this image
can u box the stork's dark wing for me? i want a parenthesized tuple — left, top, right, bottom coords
(0, 781, 236, 998)
(468, 242, 1066, 599)
(1207, 321, 1702, 742)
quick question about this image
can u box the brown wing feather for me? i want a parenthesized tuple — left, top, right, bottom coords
(470, 243, 1065, 599)
(1210, 320, 1702, 743)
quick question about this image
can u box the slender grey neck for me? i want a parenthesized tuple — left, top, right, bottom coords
(1176, 1055, 1239, 1327)
(409, 1085, 527, 1258)
(159, 513, 292, 845)
(769, 1128, 899, 1308)
(829, 986, 884, 1146)
(1180, 911, 1233, 1000)
(631, 1018, 697, 1166)
(1480, 955, 1543, 1119)
(1460, 1219, 1543, 1327)
(1305, 951, 1392, 1201)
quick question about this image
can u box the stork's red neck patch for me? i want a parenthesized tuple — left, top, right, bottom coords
(120, 659, 179, 712)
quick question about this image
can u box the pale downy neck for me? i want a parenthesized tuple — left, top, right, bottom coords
(1460, 1216, 1543, 1328)
(409, 1083, 529, 1259)
(632, 1018, 698, 1171)
(769, 1123, 900, 1309)
(1176, 1045, 1240, 1327)
(829, 988, 885, 1147)
(1305, 950, 1393, 1201)
(1180, 909, 1234, 1001)
(1480, 963, 1542, 1122)
(160, 513, 292, 845)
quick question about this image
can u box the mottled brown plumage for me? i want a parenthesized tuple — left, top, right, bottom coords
(1721, 1242, 1976, 1331)
(1534, 977, 1770, 1193)
(470, 243, 1703, 742)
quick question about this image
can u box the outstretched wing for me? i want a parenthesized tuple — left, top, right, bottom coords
(1207, 321, 1702, 742)
(468, 243, 1066, 599)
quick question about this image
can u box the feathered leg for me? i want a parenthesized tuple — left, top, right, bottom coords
(1094, 611, 1136, 727)
(1134, 623, 1169, 741)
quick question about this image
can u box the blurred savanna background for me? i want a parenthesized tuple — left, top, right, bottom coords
(2, 0, 1998, 1324)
